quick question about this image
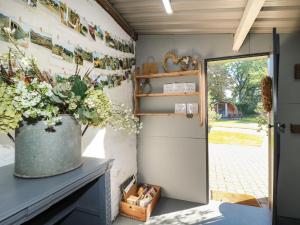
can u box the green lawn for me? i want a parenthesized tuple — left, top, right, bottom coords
(210, 116, 260, 130)
(209, 130, 264, 147)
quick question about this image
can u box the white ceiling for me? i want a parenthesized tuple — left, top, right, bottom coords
(108, 0, 300, 35)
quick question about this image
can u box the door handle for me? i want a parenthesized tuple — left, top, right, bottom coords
(268, 123, 286, 132)
(277, 123, 286, 132)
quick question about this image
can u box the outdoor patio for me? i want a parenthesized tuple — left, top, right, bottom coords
(209, 125, 268, 208)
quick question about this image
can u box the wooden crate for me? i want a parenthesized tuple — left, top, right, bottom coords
(119, 184, 161, 222)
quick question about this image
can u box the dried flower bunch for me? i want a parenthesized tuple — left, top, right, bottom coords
(0, 29, 142, 134)
(261, 76, 272, 113)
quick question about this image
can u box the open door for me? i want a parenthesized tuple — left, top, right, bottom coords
(269, 28, 282, 225)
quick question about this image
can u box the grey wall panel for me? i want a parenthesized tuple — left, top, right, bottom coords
(136, 34, 273, 70)
(136, 33, 272, 203)
(138, 137, 207, 203)
(278, 33, 300, 105)
(139, 116, 205, 139)
(278, 104, 300, 218)
(277, 31, 300, 219)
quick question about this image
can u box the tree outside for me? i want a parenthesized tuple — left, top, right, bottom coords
(207, 56, 269, 145)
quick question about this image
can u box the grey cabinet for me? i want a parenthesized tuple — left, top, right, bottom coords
(0, 157, 113, 225)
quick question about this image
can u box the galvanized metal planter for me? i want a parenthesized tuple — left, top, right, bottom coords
(15, 115, 82, 178)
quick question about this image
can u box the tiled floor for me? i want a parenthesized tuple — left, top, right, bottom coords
(113, 198, 271, 225)
(209, 139, 268, 207)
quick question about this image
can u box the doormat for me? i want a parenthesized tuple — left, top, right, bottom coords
(211, 190, 261, 208)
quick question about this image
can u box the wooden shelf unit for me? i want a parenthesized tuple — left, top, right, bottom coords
(135, 112, 199, 116)
(134, 70, 206, 126)
(136, 92, 199, 97)
(135, 70, 201, 79)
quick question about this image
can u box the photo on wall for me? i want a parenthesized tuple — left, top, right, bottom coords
(68, 9, 81, 32)
(11, 20, 30, 48)
(76, 47, 93, 63)
(93, 52, 103, 69)
(74, 46, 83, 65)
(129, 42, 134, 54)
(0, 13, 11, 42)
(52, 43, 64, 58)
(62, 44, 74, 63)
(52, 39, 74, 63)
(39, 0, 60, 14)
(105, 31, 114, 48)
(60, 2, 68, 26)
(118, 58, 123, 70)
(95, 25, 104, 40)
(21, 0, 37, 7)
(88, 24, 96, 41)
(79, 16, 88, 36)
(30, 29, 52, 50)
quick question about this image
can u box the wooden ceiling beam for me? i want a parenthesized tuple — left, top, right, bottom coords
(263, 0, 300, 7)
(137, 28, 237, 34)
(258, 9, 300, 19)
(123, 10, 244, 21)
(95, 0, 137, 40)
(112, 0, 247, 12)
(233, 0, 266, 51)
(131, 20, 240, 27)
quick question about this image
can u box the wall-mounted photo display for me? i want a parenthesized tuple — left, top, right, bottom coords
(39, 0, 60, 14)
(75, 47, 93, 63)
(105, 56, 112, 70)
(61, 44, 74, 63)
(129, 42, 134, 54)
(111, 57, 120, 70)
(30, 29, 52, 50)
(123, 58, 129, 70)
(60, 2, 68, 26)
(74, 46, 83, 65)
(118, 58, 123, 70)
(11, 19, 30, 48)
(79, 16, 88, 36)
(95, 25, 104, 40)
(105, 32, 115, 48)
(18, 0, 135, 55)
(21, 0, 37, 7)
(68, 8, 81, 33)
(52, 40, 74, 63)
(52, 43, 64, 58)
(93, 52, 103, 69)
(88, 24, 96, 41)
(0, 13, 12, 42)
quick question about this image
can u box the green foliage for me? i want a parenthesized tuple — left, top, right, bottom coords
(77, 89, 111, 127)
(13, 80, 60, 127)
(208, 92, 221, 122)
(255, 102, 268, 131)
(0, 83, 22, 133)
(208, 62, 233, 102)
(71, 75, 88, 99)
(109, 104, 143, 134)
(208, 57, 268, 115)
(228, 59, 267, 115)
(209, 130, 263, 147)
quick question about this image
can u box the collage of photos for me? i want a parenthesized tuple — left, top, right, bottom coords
(93, 52, 134, 71)
(0, 11, 135, 71)
(0, 13, 30, 48)
(24, 0, 135, 54)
